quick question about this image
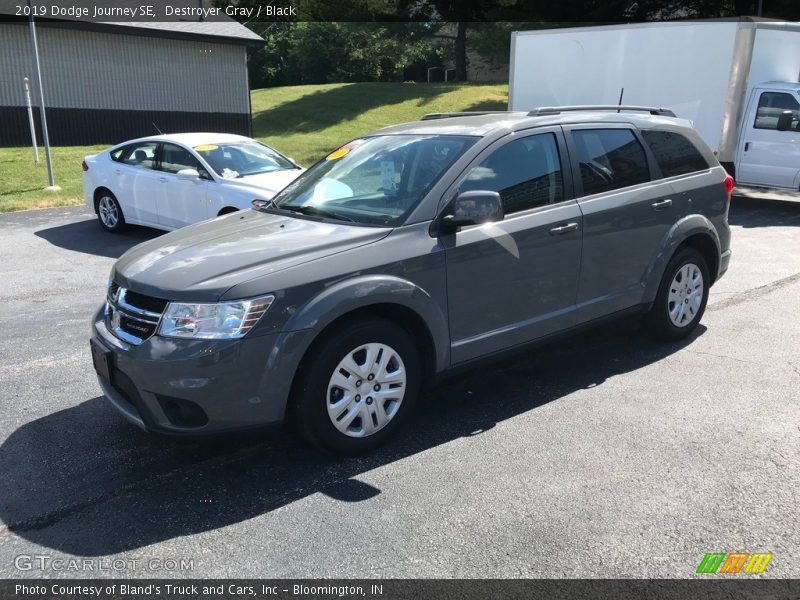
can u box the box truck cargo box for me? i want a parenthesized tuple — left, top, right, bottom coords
(509, 20, 800, 190)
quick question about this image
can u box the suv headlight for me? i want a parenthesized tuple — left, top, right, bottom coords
(158, 295, 274, 339)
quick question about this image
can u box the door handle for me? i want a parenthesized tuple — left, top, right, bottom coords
(159, 177, 167, 183)
(549, 222, 579, 235)
(744, 142, 750, 152)
(651, 199, 673, 211)
(114, 169, 121, 175)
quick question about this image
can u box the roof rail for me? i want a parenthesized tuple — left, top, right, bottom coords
(528, 105, 677, 117)
(420, 111, 511, 121)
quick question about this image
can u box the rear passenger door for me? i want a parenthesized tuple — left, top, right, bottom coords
(443, 128, 583, 363)
(112, 141, 162, 226)
(565, 125, 675, 322)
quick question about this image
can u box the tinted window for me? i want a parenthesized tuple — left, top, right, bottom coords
(460, 133, 564, 214)
(754, 91, 800, 130)
(572, 129, 649, 196)
(159, 143, 202, 175)
(115, 142, 158, 169)
(641, 130, 709, 177)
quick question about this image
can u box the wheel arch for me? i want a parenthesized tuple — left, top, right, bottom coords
(644, 215, 722, 302)
(217, 206, 239, 216)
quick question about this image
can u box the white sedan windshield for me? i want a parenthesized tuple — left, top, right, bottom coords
(193, 141, 296, 178)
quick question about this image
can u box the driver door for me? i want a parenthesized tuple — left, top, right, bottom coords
(156, 143, 210, 229)
(441, 128, 583, 364)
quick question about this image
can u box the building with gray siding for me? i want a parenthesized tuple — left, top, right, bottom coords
(0, 18, 263, 146)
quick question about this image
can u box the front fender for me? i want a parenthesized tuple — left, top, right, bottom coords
(282, 274, 450, 372)
(643, 214, 721, 303)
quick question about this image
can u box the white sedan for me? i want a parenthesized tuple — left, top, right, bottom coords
(82, 133, 304, 232)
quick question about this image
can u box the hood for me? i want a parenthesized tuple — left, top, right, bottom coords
(221, 168, 304, 197)
(113, 210, 391, 302)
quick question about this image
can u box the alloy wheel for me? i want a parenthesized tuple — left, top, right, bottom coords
(98, 196, 118, 228)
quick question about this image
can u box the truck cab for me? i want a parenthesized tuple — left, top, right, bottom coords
(736, 82, 800, 189)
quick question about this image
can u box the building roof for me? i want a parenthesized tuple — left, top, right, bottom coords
(101, 21, 264, 45)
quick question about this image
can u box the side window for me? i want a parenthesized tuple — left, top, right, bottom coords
(754, 92, 800, 130)
(572, 129, 650, 196)
(641, 130, 710, 178)
(460, 132, 564, 215)
(117, 142, 158, 169)
(159, 143, 202, 175)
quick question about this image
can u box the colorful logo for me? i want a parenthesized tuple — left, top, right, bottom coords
(696, 552, 773, 574)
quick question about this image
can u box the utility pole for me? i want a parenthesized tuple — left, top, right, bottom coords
(23, 77, 39, 163)
(28, 1, 59, 191)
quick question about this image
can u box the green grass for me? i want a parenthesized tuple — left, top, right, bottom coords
(0, 82, 508, 213)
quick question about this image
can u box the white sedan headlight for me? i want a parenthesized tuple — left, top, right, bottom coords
(159, 295, 274, 340)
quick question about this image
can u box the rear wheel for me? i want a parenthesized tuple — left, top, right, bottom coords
(96, 191, 126, 232)
(647, 247, 709, 340)
(294, 317, 420, 455)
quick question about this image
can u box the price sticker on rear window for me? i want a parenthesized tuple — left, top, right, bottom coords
(326, 140, 362, 161)
(194, 144, 218, 152)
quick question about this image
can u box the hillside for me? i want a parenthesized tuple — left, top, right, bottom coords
(251, 82, 508, 165)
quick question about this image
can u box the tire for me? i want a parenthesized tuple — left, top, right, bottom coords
(95, 191, 126, 232)
(647, 247, 710, 341)
(294, 317, 421, 455)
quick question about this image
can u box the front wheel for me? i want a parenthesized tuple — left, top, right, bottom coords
(647, 247, 710, 340)
(294, 317, 421, 455)
(96, 191, 126, 232)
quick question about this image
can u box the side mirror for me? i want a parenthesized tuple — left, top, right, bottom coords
(776, 111, 793, 132)
(176, 168, 200, 180)
(443, 191, 504, 231)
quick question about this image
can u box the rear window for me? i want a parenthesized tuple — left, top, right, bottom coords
(641, 130, 709, 177)
(572, 129, 650, 196)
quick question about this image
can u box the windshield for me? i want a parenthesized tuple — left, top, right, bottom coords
(270, 135, 477, 226)
(193, 141, 297, 178)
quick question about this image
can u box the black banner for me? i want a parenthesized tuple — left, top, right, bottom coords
(2, 580, 799, 600)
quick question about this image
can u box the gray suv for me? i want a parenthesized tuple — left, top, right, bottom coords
(90, 106, 732, 454)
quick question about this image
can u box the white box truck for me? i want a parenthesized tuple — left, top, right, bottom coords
(509, 20, 800, 190)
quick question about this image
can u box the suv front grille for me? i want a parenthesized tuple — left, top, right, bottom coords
(106, 285, 169, 345)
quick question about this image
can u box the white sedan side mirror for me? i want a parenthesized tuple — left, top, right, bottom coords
(176, 168, 200, 181)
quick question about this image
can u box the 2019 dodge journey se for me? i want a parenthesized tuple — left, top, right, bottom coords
(91, 106, 732, 454)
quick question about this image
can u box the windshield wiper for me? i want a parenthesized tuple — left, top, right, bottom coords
(279, 205, 354, 223)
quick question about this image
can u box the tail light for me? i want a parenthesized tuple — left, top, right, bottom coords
(81, 160, 89, 172)
(722, 175, 735, 202)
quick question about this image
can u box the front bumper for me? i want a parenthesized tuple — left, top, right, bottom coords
(91, 308, 314, 435)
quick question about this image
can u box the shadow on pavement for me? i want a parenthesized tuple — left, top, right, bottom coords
(34, 218, 163, 258)
(730, 195, 800, 228)
(0, 318, 705, 556)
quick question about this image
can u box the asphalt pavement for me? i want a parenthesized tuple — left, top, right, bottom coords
(0, 197, 798, 578)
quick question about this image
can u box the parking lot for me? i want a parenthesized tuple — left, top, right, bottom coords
(0, 196, 798, 578)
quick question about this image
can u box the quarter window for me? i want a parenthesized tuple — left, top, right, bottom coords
(641, 130, 709, 177)
(460, 133, 564, 214)
(754, 91, 800, 130)
(572, 129, 650, 196)
(159, 143, 202, 175)
(115, 142, 158, 169)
